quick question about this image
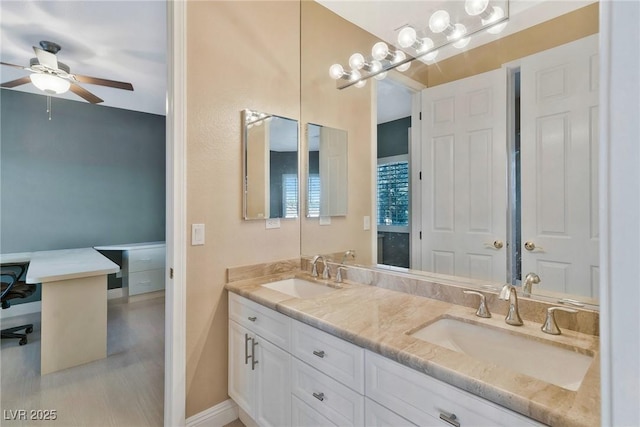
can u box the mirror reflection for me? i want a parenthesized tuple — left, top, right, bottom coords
(306, 123, 348, 217)
(301, 1, 600, 305)
(242, 109, 299, 220)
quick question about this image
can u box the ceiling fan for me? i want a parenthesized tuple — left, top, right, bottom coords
(0, 40, 134, 104)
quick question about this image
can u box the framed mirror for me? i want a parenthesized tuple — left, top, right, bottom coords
(242, 109, 299, 220)
(306, 123, 348, 217)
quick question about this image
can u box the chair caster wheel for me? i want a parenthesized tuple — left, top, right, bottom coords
(26, 326, 33, 334)
(19, 337, 27, 346)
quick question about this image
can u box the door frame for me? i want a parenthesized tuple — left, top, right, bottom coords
(165, 1, 187, 425)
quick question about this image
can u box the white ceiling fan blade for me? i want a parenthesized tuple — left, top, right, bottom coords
(33, 46, 58, 70)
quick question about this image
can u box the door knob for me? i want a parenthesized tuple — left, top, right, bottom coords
(484, 240, 504, 249)
(524, 241, 539, 251)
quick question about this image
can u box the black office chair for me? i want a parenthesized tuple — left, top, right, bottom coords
(1, 263, 36, 345)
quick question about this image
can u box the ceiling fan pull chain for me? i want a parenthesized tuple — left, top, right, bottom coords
(47, 95, 52, 121)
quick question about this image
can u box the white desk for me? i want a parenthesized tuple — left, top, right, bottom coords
(26, 248, 119, 374)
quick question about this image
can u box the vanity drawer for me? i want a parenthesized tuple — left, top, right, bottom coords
(128, 269, 165, 296)
(365, 397, 417, 427)
(125, 247, 165, 273)
(365, 350, 543, 427)
(292, 394, 337, 427)
(291, 358, 364, 427)
(228, 292, 291, 351)
(292, 319, 364, 393)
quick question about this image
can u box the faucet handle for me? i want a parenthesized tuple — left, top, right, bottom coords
(335, 266, 347, 283)
(541, 306, 578, 335)
(463, 290, 491, 318)
(322, 262, 331, 280)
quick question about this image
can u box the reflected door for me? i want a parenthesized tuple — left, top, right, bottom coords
(421, 68, 507, 282)
(520, 34, 599, 298)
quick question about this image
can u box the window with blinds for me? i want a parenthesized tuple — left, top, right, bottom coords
(307, 174, 320, 217)
(377, 159, 409, 227)
(282, 174, 298, 218)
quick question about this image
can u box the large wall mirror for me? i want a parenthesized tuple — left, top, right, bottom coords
(306, 123, 348, 217)
(242, 109, 299, 220)
(300, 1, 600, 306)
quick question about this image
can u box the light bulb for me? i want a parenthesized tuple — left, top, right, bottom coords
(465, 0, 489, 16)
(349, 53, 365, 70)
(423, 49, 439, 61)
(370, 60, 382, 74)
(429, 10, 450, 33)
(29, 73, 70, 94)
(329, 63, 344, 79)
(448, 23, 467, 41)
(453, 37, 470, 49)
(350, 69, 361, 82)
(483, 6, 508, 34)
(374, 71, 387, 81)
(355, 79, 367, 88)
(416, 37, 435, 55)
(372, 42, 389, 61)
(398, 27, 417, 49)
(392, 50, 406, 65)
(397, 62, 411, 72)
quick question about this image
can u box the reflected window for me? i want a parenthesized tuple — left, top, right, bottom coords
(307, 174, 321, 217)
(282, 174, 298, 219)
(377, 156, 409, 228)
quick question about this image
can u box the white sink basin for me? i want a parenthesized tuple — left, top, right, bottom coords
(410, 317, 594, 391)
(261, 278, 338, 299)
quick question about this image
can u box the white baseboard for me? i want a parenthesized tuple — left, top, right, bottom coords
(0, 301, 41, 320)
(186, 399, 239, 427)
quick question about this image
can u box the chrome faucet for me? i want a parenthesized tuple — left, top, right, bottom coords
(310, 255, 330, 279)
(541, 306, 578, 335)
(341, 250, 356, 264)
(335, 266, 347, 283)
(522, 272, 540, 297)
(498, 284, 524, 326)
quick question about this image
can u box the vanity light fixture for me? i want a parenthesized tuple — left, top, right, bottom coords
(330, 0, 509, 89)
(244, 109, 272, 128)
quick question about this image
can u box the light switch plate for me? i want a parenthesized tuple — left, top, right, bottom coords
(364, 216, 371, 230)
(191, 223, 205, 245)
(319, 216, 331, 226)
(265, 218, 281, 229)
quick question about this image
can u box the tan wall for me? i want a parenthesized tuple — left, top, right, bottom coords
(427, 3, 599, 86)
(299, 0, 379, 264)
(186, 1, 300, 416)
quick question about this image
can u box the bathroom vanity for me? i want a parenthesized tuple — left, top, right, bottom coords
(225, 265, 600, 427)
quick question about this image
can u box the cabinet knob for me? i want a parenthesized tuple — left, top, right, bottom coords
(248, 316, 257, 322)
(439, 412, 460, 427)
(312, 392, 325, 402)
(313, 350, 326, 358)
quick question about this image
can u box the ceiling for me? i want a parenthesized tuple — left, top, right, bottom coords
(0, 1, 593, 118)
(0, 1, 167, 116)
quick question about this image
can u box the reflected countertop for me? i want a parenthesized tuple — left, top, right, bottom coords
(225, 271, 600, 427)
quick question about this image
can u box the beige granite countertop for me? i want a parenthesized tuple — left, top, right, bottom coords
(225, 271, 600, 427)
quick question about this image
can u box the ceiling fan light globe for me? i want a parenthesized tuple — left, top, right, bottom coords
(29, 73, 70, 94)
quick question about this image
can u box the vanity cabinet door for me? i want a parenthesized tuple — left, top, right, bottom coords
(229, 319, 292, 427)
(228, 320, 255, 415)
(254, 335, 291, 427)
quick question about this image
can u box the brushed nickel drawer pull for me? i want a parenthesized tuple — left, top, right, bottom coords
(439, 412, 460, 427)
(248, 316, 257, 322)
(313, 350, 326, 358)
(251, 340, 259, 370)
(312, 392, 325, 402)
(244, 334, 252, 365)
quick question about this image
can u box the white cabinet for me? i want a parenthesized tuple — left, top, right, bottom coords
(123, 246, 165, 296)
(365, 350, 544, 427)
(228, 292, 543, 427)
(228, 295, 291, 427)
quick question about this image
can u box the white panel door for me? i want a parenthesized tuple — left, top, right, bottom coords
(254, 335, 292, 427)
(520, 35, 599, 298)
(421, 69, 507, 282)
(319, 126, 348, 216)
(228, 321, 255, 416)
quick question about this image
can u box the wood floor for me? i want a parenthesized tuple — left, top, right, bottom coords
(1, 296, 165, 426)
